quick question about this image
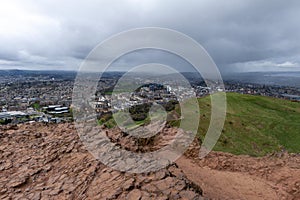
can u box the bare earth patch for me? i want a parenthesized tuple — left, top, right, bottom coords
(179, 144, 300, 200)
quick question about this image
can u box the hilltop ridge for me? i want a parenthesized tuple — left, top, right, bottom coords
(1, 122, 300, 199)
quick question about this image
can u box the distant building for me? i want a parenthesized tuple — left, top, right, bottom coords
(44, 105, 69, 114)
(281, 94, 300, 101)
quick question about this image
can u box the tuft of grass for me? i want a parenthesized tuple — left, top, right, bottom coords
(31, 102, 41, 110)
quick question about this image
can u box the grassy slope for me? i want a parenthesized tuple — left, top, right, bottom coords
(177, 93, 300, 156)
(99, 92, 300, 156)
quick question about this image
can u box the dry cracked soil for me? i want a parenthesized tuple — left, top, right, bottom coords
(0, 123, 300, 200)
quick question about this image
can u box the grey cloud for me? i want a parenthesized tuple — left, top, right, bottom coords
(0, 0, 300, 72)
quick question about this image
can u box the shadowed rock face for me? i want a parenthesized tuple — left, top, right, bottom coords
(0, 123, 203, 200)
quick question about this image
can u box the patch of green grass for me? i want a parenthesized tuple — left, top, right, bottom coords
(194, 93, 300, 156)
(98, 111, 151, 129)
(31, 102, 41, 110)
(102, 118, 117, 129)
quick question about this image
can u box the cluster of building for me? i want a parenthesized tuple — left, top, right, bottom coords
(0, 77, 73, 124)
(0, 105, 71, 124)
(103, 80, 300, 117)
(92, 83, 197, 117)
(1, 71, 299, 125)
(0, 80, 73, 111)
(224, 81, 300, 100)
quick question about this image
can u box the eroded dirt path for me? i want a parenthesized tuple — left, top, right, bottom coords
(177, 156, 279, 199)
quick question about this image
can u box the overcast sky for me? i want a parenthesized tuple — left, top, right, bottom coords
(1, 0, 300, 73)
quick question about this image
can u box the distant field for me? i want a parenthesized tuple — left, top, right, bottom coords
(189, 93, 300, 156)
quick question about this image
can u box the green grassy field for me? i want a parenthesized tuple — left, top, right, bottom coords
(190, 93, 300, 156)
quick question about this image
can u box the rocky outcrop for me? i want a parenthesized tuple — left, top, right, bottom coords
(0, 123, 204, 200)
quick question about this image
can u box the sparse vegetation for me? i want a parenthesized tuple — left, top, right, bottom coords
(129, 103, 151, 121)
(31, 102, 41, 110)
(98, 100, 179, 129)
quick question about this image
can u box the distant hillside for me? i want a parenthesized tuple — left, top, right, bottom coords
(0, 69, 77, 81)
(172, 93, 300, 156)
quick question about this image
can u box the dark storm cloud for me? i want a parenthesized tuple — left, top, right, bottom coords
(0, 0, 300, 72)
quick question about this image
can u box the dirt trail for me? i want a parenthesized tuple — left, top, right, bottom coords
(177, 156, 279, 199)
(178, 136, 300, 200)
